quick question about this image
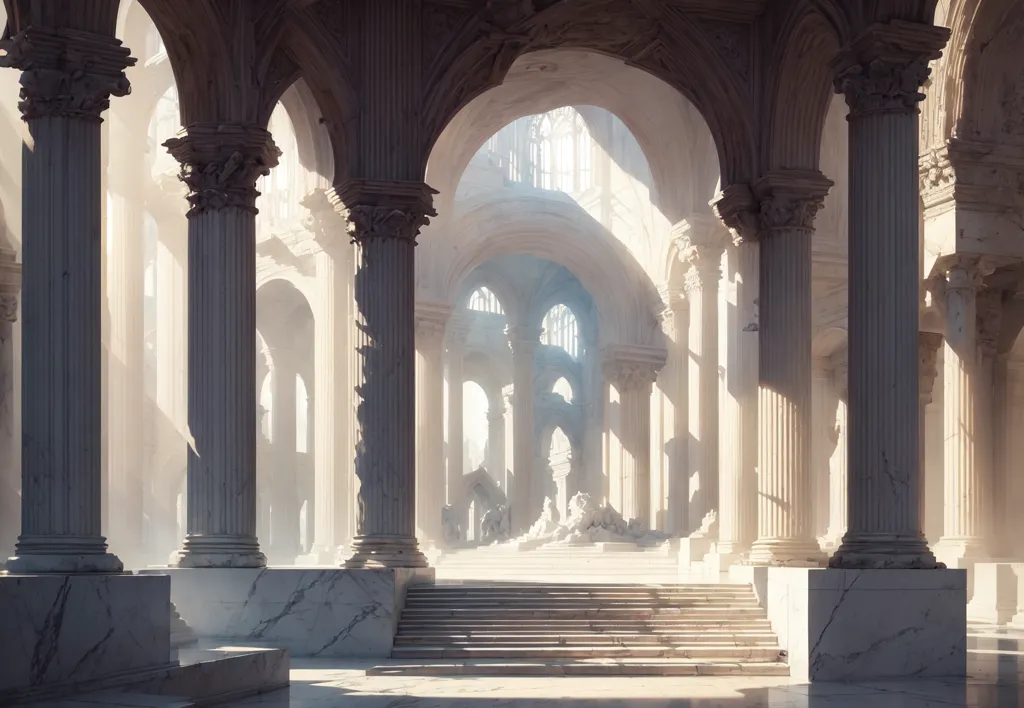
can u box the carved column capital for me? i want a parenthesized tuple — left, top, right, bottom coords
(830, 21, 950, 118)
(603, 358, 660, 393)
(752, 170, 832, 237)
(918, 332, 943, 405)
(711, 184, 760, 245)
(335, 180, 437, 245)
(673, 216, 727, 291)
(0, 27, 135, 122)
(939, 254, 996, 294)
(165, 123, 281, 217)
(302, 188, 349, 253)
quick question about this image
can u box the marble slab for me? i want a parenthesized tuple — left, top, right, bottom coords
(968, 562, 1024, 625)
(764, 568, 967, 682)
(140, 567, 434, 658)
(0, 573, 172, 696)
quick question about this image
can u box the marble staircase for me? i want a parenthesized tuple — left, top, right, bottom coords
(385, 582, 789, 676)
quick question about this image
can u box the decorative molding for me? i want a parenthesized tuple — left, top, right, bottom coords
(976, 289, 1003, 357)
(602, 358, 660, 393)
(752, 170, 832, 236)
(301, 188, 347, 252)
(919, 147, 955, 197)
(165, 124, 281, 217)
(918, 331, 943, 404)
(830, 21, 950, 118)
(0, 27, 135, 122)
(939, 254, 996, 294)
(335, 180, 437, 246)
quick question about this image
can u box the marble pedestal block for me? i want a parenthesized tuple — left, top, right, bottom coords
(141, 567, 434, 658)
(677, 535, 713, 568)
(0, 574, 172, 697)
(968, 562, 1024, 625)
(764, 568, 966, 682)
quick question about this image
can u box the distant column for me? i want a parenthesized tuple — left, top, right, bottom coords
(416, 304, 449, 546)
(269, 346, 300, 564)
(446, 316, 470, 510)
(0, 250, 20, 560)
(508, 325, 540, 532)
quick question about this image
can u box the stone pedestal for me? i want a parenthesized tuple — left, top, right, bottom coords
(142, 567, 433, 658)
(340, 180, 431, 569)
(3, 25, 134, 573)
(829, 22, 949, 569)
(0, 574, 172, 697)
(764, 568, 966, 681)
(166, 123, 280, 569)
(747, 171, 831, 566)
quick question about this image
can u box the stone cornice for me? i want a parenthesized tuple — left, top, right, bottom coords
(165, 123, 281, 217)
(601, 343, 667, 372)
(753, 170, 832, 236)
(0, 26, 135, 122)
(830, 21, 950, 118)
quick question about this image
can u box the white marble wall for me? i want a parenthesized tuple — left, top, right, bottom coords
(143, 567, 433, 658)
(0, 574, 172, 695)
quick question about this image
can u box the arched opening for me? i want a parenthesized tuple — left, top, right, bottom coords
(542, 303, 581, 359)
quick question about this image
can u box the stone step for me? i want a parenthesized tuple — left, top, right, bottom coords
(404, 600, 762, 609)
(407, 588, 752, 596)
(367, 659, 791, 677)
(394, 633, 781, 646)
(398, 621, 774, 631)
(401, 608, 767, 620)
(391, 645, 785, 660)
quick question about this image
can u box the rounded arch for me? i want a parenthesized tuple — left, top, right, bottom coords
(442, 195, 665, 349)
(763, 7, 843, 171)
(255, 277, 315, 350)
(425, 49, 721, 224)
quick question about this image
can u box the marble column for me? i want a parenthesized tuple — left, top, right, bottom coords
(918, 332, 943, 548)
(748, 171, 831, 566)
(416, 304, 449, 546)
(675, 217, 726, 532)
(656, 288, 689, 536)
(822, 357, 848, 550)
(829, 23, 949, 569)
(3, 26, 134, 573)
(339, 180, 433, 569)
(933, 259, 995, 566)
(508, 324, 541, 532)
(0, 252, 20, 561)
(712, 187, 760, 557)
(105, 113, 147, 566)
(269, 347, 300, 563)
(305, 189, 352, 565)
(166, 124, 279, 568)
(446, 317, 470, 505)
(811, 358, 838, 539)
(603, 351, 661, 526)
(487, 405, 506, 484)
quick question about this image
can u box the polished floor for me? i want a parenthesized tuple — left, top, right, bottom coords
(214, 625, 1024, 708)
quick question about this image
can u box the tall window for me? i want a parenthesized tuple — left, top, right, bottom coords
(467, 286, 504, 315)
(542, 304, 580, 359)
(256, 103, 302, 233)
(478, 106, 595, 195)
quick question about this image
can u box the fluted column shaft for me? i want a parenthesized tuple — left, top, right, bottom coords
(830, 23, 948, 568)
(718, 236, 758, 555)
(604, 357, 659, 525)
(306, 191, 352, 565)
(811, 358, 838, 538)
(269, 347, 300, 562)
(415, 310, 447, 545)
(341, 180, 433, 569)
(745, 174, 830, 566)
(167, 124, 280, 568)
(918, 332, 942, 547)
(935, 261, 993, 564)
(659, 293, 689, 536)
(509, 326, 540, 532)
(4, 26, 134, 572)
(447, 326, 468, 501)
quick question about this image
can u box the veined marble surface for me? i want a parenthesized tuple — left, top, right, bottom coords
(766, 568, 967, 682)
(0, 573, 171, 695)
(140, 567, 434, 658)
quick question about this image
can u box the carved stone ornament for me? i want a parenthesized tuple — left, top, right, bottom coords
(301, 188, 347, 251)
(0, 27, 136, 122)
(712, 185, 759, 246)
(603, 359, 659, 392)
(834, 56, 931, 116)
(165, 124, 281, 217)
(976, 289, 1003, 356)
(346, 206, 431, 245)
(942, 254, 994, 294)
(415, 315, 447, 345)
(918, 331, 943, 403)
(919, 148, 955, 196)
(758, 194, 824, 234)
(0, 294, 17, 323)
(682, 262, 719, 294)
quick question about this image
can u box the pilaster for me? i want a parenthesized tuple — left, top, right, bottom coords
(747, 171, 831, 566)
(338, 179, 435, 569)
(167, 123, 280, 569)
(829, 21, 949, 569)
(415, 302, 450, 546)
(2, 24, 134, 573)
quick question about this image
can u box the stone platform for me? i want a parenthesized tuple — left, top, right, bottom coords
(0, 573, 172, 701)
(757, 567, 967, 682)
(140, 567, 434, 658)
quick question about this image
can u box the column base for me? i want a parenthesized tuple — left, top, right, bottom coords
(746, 538, 826, 567)
(344, 535, 428, 569)
(169, 534, 267, 569)
(830, 533, 940, 569)
(297, 544, 348, 567)
(6, 535, 124, 573)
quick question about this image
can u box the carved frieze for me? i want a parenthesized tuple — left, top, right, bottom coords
(165, 124, 281, 217)
(0, 27, 135, 122)
(301, 188, 348, 253)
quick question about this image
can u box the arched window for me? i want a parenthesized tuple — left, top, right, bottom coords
(467, 286, 505, 315)
(550, 427, 572, 459)
(542, 304, 580, 359)
(256, 104, 301, 232)
(552, 376, 574, 403)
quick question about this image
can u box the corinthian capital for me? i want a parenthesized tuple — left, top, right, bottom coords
(602, 345, 665, 393)
(165, 124, 281, 217)
(711, 184, 759, 246)
(830, 21, 950, 118)
(335, 180, 437, 245)
(302, 188, 348, 252)
(753, 170, 832, 235)
(939, 254, 995, 294)
(0, 27, 136, 122)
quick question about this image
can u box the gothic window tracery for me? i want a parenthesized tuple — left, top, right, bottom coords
(542, 303, 580, 359)
(467, 286, 505, 315)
